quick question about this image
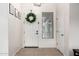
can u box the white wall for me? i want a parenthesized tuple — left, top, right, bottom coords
(8, 3, 23, 56)
(56, 3, 70, 56)
(69, 3, 79, 56)
(0, 3, 23, 56)
(21, 3, 56, 48)
(0, 3, 8, 56)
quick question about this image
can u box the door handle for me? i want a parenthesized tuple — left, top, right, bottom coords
(36, 30, 39, 35)
(61, 34, 64, 36)
(36, 32, 38, 35)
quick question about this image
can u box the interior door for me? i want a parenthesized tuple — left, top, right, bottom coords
(56, 18, 64, 54)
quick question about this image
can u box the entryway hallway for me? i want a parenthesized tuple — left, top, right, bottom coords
(0, 3, 79, 56)
(16, 48, 63, 56)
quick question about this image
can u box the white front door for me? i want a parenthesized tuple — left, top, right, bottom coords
(56, 18, 65, 54)
(24, 6, 41, 47)
(24, 21, 39, 47)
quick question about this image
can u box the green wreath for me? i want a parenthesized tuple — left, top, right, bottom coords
(25, 13, 36, 23)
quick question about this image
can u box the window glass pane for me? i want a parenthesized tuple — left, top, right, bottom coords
(42, 12, 54, 39)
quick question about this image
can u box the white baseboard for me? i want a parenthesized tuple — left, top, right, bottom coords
(14, 47, 22, 56)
